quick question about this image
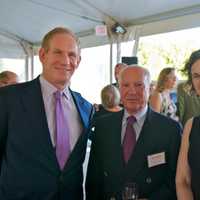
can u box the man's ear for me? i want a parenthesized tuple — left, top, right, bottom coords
(39, 48, 46, 63)
(76, 55, 81, 69)
(147, 84, 151, 98)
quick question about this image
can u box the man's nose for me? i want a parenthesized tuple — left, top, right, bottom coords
(61, 53, 70, 65)
(129, 85, 137, 93)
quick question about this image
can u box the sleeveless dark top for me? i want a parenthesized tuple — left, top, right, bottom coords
(188, 116, 200, 200)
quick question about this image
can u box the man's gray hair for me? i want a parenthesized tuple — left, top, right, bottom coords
(118, 65, 151, 84)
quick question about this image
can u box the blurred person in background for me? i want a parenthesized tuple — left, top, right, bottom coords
(0, 70, 18, 87)
(149, 67, 178, 121)
(95, 84, 122, 117)
(94, 63, 127, 112)
(113, 63, 127, 88)
(177, 49, 200, 126)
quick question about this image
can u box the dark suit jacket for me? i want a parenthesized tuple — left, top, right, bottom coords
(0, 77, 93, 200)
(86, 108, 182, 200)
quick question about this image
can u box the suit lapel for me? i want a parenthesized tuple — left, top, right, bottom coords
(63, 90, 92, 170)
(125, 109, 155, 178)
(20, 78, 59, 171)
(70, 90, 91, 129)
(69, 90, 91, 149)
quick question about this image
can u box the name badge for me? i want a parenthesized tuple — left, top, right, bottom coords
(147, 152, 166, 168)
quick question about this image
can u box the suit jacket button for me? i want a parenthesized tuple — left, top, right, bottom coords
(91, 126, 95, 131)
(146, 177, 152, 184)
(104, 171, 108, 176)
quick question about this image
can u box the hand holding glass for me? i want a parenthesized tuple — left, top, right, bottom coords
(122, 182, 138, 200)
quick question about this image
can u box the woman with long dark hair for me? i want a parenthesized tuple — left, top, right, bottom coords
(176, 49, 200, 200)
(177, 49, 200, 125)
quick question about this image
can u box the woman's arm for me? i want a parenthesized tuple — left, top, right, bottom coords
(176, 118, 194, 200)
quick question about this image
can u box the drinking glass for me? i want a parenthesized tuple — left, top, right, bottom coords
(122, 182, 138, 200)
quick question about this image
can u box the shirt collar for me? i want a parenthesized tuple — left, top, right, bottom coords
(62, 86, 71, 100)
(124, 105, 148, 122)
(39, 75, 71, 100)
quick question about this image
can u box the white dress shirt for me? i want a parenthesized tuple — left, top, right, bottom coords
(39, 76, 83, 150)
(121, 105, 148, 144)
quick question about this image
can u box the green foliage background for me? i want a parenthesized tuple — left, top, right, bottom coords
(137, 30, 200, 81)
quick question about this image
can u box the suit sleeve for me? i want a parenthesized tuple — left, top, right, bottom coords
(0, 89, 8, 171)
(85, 120, 103, 200)
(149, 122, 182, 200)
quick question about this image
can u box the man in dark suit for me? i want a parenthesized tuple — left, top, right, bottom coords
(86, 66, 181, 200)
(0, 27, 93, 200)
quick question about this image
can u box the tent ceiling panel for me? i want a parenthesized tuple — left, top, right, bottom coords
(1, 0, 200, 43)
(0, 34, 26, 58)
(0, 0, 200, 58)
(89, 0, 200, 23)
(0, 0, 101, 43)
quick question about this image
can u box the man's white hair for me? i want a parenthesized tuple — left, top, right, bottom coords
(118, 65, 151, 85)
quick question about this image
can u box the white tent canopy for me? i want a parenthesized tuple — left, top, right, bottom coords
(1, 0, 200, 58)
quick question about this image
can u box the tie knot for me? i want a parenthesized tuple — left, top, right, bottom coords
(54, 91, 62, 100)
(127, 116, 136, 124)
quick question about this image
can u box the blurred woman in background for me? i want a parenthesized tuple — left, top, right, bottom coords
(95, 84, 122, 117)
(149, 67, 178, 120)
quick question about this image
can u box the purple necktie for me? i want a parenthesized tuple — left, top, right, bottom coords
(54, 91, 71, 170)
(123, 116, 136, 163)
